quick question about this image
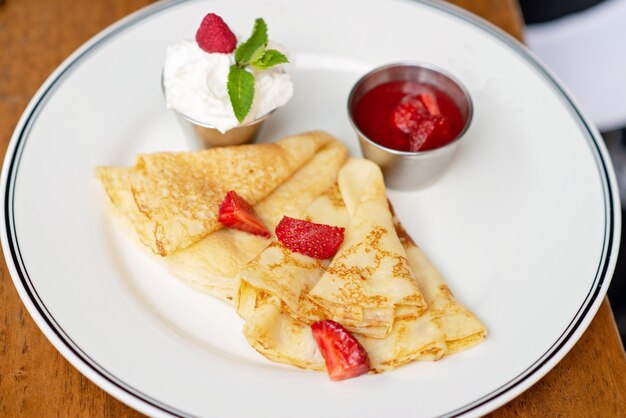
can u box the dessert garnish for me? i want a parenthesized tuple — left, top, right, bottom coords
(195, 13, 237, 53)
(311, 320, 370, 381)
(163, 14, 292, 133)
(219, 191, 271, 238)
(353, 81, 463, 152)
(228, 17, 289, 123)
(275, 216, 345, 259)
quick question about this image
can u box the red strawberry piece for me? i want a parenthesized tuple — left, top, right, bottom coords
(418, 92, 441, 116)
(195, 13, 237, 54)
(409, 115, 452, 151)
(275, 216, 344, 259)
(391, 97, 427, 134)
(218, 191, 270, 238)
(311, 320, 370, 381)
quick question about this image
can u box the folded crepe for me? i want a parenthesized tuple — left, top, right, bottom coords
(95, 131, 331, 256)
(403, 240, 487, 355)
(364, 222, 487, 371)
(237, 223, 487, 373)
(237, 184, 349, 323)
(163, 139, 348, 303)
(237, 184, 486, 372)
(307, 159, 427, 337)
(339, 162, 486, 363)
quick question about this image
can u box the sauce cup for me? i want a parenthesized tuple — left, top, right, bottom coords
(348, 62, 473, 190)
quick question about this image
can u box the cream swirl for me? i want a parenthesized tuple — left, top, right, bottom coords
(163, 40, 293, 133)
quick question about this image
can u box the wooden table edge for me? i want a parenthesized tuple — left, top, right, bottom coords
(0, 1, 624, 417)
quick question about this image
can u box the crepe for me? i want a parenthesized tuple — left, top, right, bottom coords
(95, 131, 331, 256)
(308, 159, 427, 337)
(338, 161, 487, 355)
(403, 241, 487, 355)
(163, 140, 348, 303)
(238, 280, 326, 371)
(362, 222, 486, 371)
(237, 215, 486, 373)
(237, 280, 327, 370)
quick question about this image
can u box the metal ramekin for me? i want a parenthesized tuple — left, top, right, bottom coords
(348, 62, 473, 190)
(161, 72, 274, 149)
(171, 106, 273, 149)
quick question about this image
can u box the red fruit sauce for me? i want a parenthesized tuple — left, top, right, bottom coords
(352, 81, 464, 152)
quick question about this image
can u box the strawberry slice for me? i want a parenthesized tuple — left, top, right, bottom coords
(418, 92, 441, 116)
(409, 115, 451, 152)
(275, 216, 344, 259)
(218, 191, 270, 238)
(391, 97, 426, 134)
(311, 320, 370, 381)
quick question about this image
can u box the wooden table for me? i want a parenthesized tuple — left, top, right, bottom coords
(1, 0, 624, 416)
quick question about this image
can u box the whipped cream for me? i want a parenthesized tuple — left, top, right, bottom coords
(163, 40, 293, 133)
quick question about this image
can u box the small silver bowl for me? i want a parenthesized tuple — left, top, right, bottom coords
(171, 107, 272, 149)
(348, 62, 473, 190)
(161, 72, 272, 149)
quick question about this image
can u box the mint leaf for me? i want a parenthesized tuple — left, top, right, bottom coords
(250, 49, 289, 70)
(250, 44, 266, 64)
(226, 19, 285, 123)
(227, 65, 255, 123)
(234, 18, 268, 65)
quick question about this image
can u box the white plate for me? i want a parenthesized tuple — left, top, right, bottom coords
(1, 0, 620, 417)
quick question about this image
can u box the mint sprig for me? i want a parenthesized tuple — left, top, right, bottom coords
(234, 18, 267, 65)
(227, 18, 289, 123)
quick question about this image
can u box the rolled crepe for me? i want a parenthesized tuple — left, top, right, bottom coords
(308, 159, 427, 338)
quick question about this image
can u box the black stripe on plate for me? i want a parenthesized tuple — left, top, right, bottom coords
(3, 1, 194, 416)
(421, 1, 616, 416)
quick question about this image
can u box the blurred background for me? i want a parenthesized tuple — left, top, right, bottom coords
(519, 0, 626, 344)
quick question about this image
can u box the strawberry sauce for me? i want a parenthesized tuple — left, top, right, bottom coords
(352, 81, 464, 152)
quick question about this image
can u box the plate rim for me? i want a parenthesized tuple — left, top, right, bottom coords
(1, 0, 620, 417)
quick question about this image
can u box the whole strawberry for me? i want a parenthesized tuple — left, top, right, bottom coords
(195, 13, 237, 54)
